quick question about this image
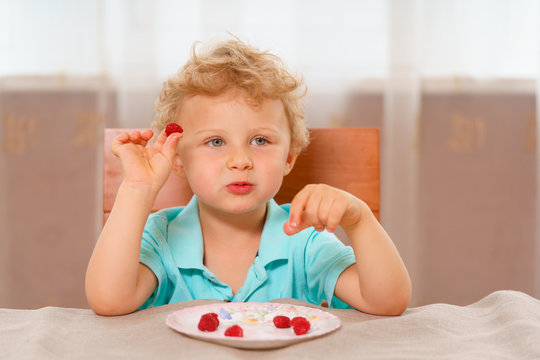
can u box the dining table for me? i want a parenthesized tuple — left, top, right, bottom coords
(1, 290, 539, 359)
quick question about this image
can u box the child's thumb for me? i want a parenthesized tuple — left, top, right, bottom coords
(163, 133, 182, 161)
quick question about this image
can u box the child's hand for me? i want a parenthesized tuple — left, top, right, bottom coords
(111, 129, 182, 193)
(283, 184, 366, 235)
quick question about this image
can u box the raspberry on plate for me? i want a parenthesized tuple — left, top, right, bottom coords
(273, 315, 291, 328)
(291, 317, 310, 335)
(198, 312, 219, 332)
(165, 123, 183, 136)
(224, 325, 244, 337)
(291, 316, 307, 326)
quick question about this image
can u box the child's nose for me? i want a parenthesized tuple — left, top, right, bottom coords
(227, 148, 253, 171)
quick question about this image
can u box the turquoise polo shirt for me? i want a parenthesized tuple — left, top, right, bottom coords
(139, 196, 356, 310)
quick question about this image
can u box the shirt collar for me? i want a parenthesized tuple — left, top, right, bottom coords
(258, 199, 291, 267)
(168, 196, 205, 270)
(168, 196, 291, 270)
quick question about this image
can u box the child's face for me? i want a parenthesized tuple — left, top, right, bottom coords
(175, 88, 297, 216)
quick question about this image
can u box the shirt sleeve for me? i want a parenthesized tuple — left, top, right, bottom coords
(303, 230, 356, 308)
(138, 213, 173, 309)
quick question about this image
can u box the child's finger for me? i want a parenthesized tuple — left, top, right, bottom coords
(284, 186, 315, 235)
(111, 132, 132, 156)
(129, 130, 142, 143)
(152, 129, 169, 152)
(132, 129, 153, 147)
(161, 132, 182, 162)
(140, 129, 154, 142)
(128, 130, 155, 147)
(283, 218, 310, 236)
(287, 187, 311, 224)
(325, 200, 347, 233)
(302, 190, 325, 231)
(113, 132, 130, 144)
(318, 196, 337, 232)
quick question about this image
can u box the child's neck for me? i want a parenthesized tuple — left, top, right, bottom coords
(198, 201, 267, 294)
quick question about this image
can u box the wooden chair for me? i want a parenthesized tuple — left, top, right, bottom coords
(103, 128, 380, 225)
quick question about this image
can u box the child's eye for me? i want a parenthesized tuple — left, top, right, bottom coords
(251, 137, 268, 146)
(207, 138, 224, 147)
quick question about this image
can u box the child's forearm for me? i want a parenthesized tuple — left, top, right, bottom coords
(85, 181, 158, 315)
(343, 203, 412, 314)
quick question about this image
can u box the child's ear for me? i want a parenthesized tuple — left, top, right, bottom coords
(171, 154, 185, 177)
(284, 152, 299, 176)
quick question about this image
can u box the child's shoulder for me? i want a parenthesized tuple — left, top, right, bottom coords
(145, 196, 201, 232)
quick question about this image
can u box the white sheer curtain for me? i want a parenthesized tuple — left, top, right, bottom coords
(1, 0, 389, 126)
(383, 0, 422, 303)
(385, 0, 539, 303)
(1, 0, 539, 307)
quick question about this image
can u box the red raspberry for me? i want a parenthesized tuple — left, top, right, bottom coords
(291, 317, 310, 335)
(291, 316, 307, 326)
(165, 123, 183, 136)
(198, 312, 219, 332)
(273, 315, 291, 328)
(224, 325, 244, 337)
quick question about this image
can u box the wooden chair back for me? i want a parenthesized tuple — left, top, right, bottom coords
(103, 128, 380, 225)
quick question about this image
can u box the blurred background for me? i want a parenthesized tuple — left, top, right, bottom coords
(0, 0, 538, 309)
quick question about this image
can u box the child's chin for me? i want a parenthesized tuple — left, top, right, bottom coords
(198, 194, 270, 215)
(224, 199, 269, 214)
(227, 203, 266, 215)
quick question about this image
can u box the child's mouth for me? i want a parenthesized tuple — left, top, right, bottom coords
(226, 182, 254, 195)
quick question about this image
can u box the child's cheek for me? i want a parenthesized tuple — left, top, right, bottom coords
(185, 160, 218, 194)
(260, 159, 287, 194)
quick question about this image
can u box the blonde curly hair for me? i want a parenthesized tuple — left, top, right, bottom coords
(152, 38, 310, 154)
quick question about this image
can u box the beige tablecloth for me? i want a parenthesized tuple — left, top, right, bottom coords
(1, 290, 539, 359)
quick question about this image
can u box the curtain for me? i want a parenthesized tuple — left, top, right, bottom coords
(0, 0, 538, 308)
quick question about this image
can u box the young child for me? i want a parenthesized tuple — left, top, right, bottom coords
(85, 38, 411, 316)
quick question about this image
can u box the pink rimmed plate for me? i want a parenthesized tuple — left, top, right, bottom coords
(166, 302, 341, 349)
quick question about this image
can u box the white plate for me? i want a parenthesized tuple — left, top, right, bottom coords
(166, 302, 341, 349)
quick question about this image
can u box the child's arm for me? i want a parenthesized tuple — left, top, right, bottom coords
(85, 129, 182, 316)
(283, 184, 411, 315)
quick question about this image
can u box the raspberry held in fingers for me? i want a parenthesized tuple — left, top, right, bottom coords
(165, 123, 183, 137)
